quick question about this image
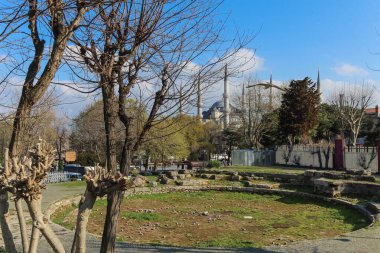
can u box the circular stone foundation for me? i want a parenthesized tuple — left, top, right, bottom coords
(52, 189, 370, 248)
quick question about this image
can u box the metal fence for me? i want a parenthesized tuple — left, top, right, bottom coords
(43, 172, 71, 184)
(231, 150, 275, 166)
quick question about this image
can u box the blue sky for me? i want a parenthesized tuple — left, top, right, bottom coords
(54, 0, 380, 115)
(218, 0, 380, 96)
(3, 1, 380, 117)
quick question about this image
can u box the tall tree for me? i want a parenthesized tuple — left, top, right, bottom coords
(315, 103, 342, 143)
(330, 85, 374, 146)
(222, 127, 242, 164)
(235, 79, 280, 148)
(67, 1, 252, 251)
(0, 1, 93, 251)
(278, 77, 320, 144)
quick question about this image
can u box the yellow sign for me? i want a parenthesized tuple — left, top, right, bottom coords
(65, 151, 77, 162)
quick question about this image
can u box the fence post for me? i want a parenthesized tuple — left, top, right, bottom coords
(377, 140, 380, 173)
(334, 138, 345, 170)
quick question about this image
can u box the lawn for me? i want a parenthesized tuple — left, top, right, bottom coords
(52, 191, 369, 248)
(210, 165, 306, 174)
(55, 180, 86, 188)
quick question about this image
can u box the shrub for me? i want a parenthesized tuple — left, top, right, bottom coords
(209, 160, 220, 168)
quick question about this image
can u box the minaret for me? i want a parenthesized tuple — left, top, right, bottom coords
(197, 75, 202, 122)
(269, 73, 273, 110)
(223, 64, 230, 129)
(317, 68, 321, 94)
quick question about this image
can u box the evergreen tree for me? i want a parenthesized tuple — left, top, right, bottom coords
(314, 103, 341, 143)
(279, 77, 320, 144)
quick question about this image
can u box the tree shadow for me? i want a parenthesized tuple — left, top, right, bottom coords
(86, 240, 278, 253)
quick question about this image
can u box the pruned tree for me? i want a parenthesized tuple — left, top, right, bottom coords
(65, 1, 252, 252)
(278, 77, 320, 144)
(330, 85, 375, 146)
(0, 141, 63, 252)
(0, 1, 96, 252)
(0, 1, 253, 252)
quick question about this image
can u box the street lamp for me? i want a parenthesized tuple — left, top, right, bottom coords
(246, 82, 287, 92)
(246, 75, 287, 110)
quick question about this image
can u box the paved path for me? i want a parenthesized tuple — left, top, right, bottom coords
(2, 183, 380, 252)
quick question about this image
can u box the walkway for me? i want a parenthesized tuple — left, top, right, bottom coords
(2, 183, 380, 252)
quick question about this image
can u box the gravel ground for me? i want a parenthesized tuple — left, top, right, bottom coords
(2, 183, 379, 253)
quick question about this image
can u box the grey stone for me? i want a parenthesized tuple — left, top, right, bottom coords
(133, 175, 147, 187)
(304, 170, 316, 177)
(149, 181, 158, 187)
(175, 179, 208, 186)
(178, 174, 186, 180)
(166, 170, 178, 179)
(231, 175, 242, 181)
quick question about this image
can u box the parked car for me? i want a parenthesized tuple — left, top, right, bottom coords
(66, 172, 83, 181)
(64, 164, 86, 176)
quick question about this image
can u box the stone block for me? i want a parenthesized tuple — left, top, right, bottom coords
(175, 179, 208, 186)
(166, 171, 178, 179)
(231, 175, 242, 181)
(304, 170, 316, 177)
(149, 181, 158, 187)
(178, 174, 186, 180)
(242, 176, 252, 181)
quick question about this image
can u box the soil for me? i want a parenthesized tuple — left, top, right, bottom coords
(52, 191, 369, 248)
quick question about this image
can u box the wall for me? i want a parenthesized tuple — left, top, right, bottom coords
(232, 144, 378, 172)
(275, 145, 334, 169)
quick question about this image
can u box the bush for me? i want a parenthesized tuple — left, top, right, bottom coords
(77, 151, 100, 166)
(209, 160, 220, 168)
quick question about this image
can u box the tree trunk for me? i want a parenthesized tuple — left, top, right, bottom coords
(100, 147, 132, 253)
(100, 190, 124, 253)
(15, 199, 30, 253)
(0, 191, 17, 253)
(71, 190, 97, 253)
(28, 224, 41, 253)
(101, 84, 118, 172)
(99, 83, 120, 253)
(27, 198, 65, 253)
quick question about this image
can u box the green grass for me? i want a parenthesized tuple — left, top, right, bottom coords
(121, 211, 163, 222)
(53, 190, 370, 248)
(213, 166, 305, 174)
(196, 236, 257, 248)
(146, 175, 158, 182)
(51, 203, 78, 230)
(55, 180, 86, 188)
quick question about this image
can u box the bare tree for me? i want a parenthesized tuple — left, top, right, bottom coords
(331, 84, 375, 146)
(0, 1, 253, 252)
(0, 1, 95, 252)
(65, 1, 253, 252)
(234, 79, 280, 148)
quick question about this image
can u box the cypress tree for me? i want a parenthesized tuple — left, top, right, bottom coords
(279, 77, 320, 143)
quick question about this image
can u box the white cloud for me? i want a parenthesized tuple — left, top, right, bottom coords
(225, 48, 263, 75)
(319, 78, 380, 105)
(333, 63, 368, 76)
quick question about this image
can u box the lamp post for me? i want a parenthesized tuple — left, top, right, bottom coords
(246, 74, 287, 110)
